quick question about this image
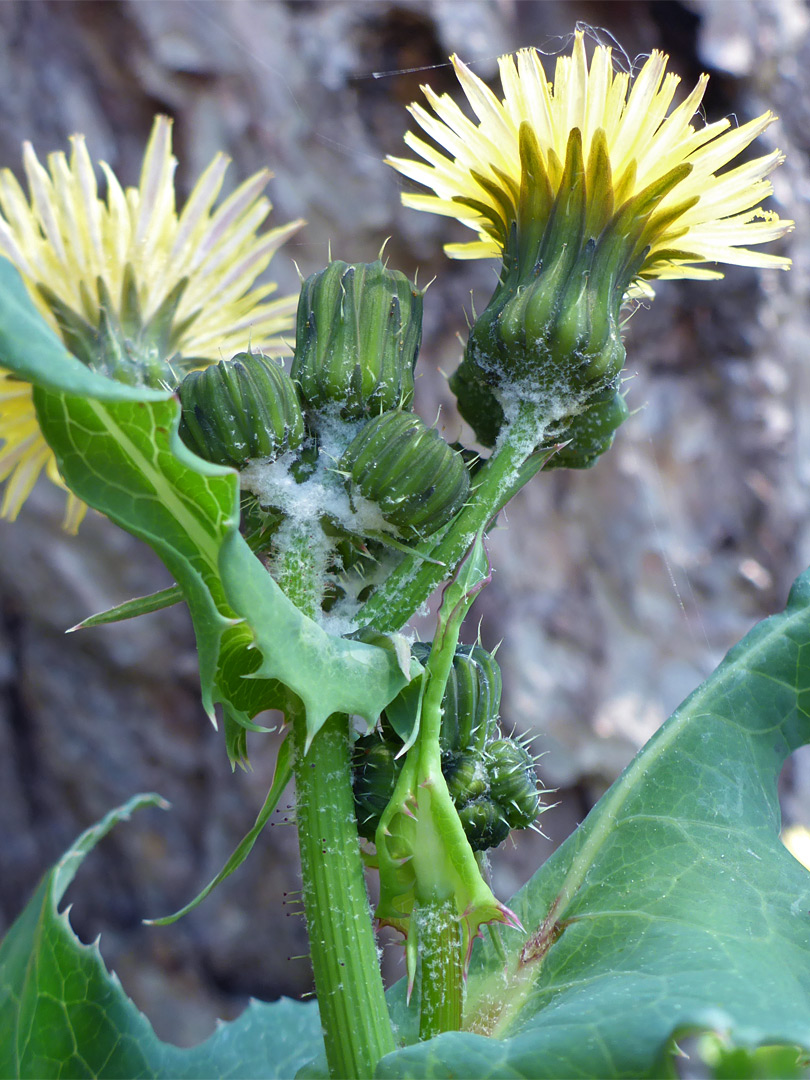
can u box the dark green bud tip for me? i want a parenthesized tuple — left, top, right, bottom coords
(178, 352, 305, 469)
(544, 384, 629, 469)
(291, 259, 423, 420)
(486, 737, 542, 829)
(352, 735, 401, 841)
(339, 410, 470, 540)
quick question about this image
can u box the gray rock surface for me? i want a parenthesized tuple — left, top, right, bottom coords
(0, 0, 806, 1045)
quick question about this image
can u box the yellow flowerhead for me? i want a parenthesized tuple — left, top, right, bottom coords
(388, 32, 792, 286)
(389, 32, 793, 429)
(0, 116, 304, 529)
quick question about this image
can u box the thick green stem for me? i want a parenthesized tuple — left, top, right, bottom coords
(358, 399, 550, 633)
(277, 523, 395, 1078)
(293, 711, 396, 1077)
(417, 900, 464, 1039)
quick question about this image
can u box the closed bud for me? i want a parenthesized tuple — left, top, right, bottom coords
(339, 410, 469, 540)
(178, 352, 304, 468)
(291, 259, 422, 420)
(439, 643, 502, 754)
(544, 384, 629, 470)
(457, 798, 510, 852)
(383, 640, 501, 751)
(352, 735, 401, 841)
(442, 749, 488, 806)
(486, 737, 542, 829)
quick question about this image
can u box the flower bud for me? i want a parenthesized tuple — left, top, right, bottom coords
(178, 352, 304, 468)
(486, 737, 542, 829)
(439, 643, 502, 754)
(442, 749, 488, 805)
(352, 735, 401, 842)
(457, 798, 510, 852)
(543, 384, 629, 470)
(291, 259, 422, 420)
(339, 410, 469, 540)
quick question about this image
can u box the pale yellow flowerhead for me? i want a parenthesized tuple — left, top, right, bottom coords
(0, 116, 303, 529)
(388, 31, 793, 289)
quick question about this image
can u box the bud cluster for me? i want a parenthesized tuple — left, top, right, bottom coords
(175, 259, 471, 621)
(352, 642, 543, 851)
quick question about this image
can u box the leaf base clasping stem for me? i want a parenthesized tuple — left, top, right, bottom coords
(278, 523, 396, 1079)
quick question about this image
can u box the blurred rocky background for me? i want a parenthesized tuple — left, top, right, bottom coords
(0, 0, 807, 1046)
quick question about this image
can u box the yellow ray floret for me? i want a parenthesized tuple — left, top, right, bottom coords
(0, 115, 304, 528)
(387, 32, 792, 282)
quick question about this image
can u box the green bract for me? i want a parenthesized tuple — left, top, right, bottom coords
(543, 383, 630, 469)
(448, 356, 505, 449)
(292, 259, 422, 420)
(340, 410, 470, 540)
(178, 352, 305, 469)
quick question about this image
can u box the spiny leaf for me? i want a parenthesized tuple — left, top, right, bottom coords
(0, 795, 323, 1079)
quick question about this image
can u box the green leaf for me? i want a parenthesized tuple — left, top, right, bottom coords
(377, 568, 810, 1078)
(147, 736, 294, 925)
(68, 586, 183, 631)
(0, 795, 323, 1079)
(0, 258, 410, 742)
(218, 530, 412, 745)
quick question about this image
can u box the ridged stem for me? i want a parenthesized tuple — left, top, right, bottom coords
(293, 710, 396, 1077)
(276, 523, 395, 1079)
(417, 900, 465, 1040)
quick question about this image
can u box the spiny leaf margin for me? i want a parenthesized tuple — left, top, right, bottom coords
(0, 794, 323, 1079)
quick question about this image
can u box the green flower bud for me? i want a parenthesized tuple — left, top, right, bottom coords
(339, 410, 470, 540)
(352, 735, 401, 841)
(486, 737, 542, 830)
(440, 644, 502, 754)
(384, 641, 501, 751)
(291, 259, 422, 420)
(178, 352, 305, 468)
(543, 384, 629, 470)
(442, 749, 489, 806)
(457, 798, 510, 852)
